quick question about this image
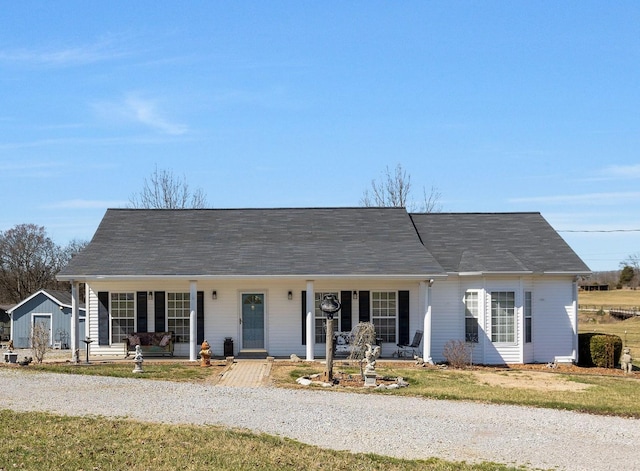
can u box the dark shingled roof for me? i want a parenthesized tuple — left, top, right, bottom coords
(59, 208, 444, 279)
(409, 212, 591, 274)
(42, 289, 83, 308)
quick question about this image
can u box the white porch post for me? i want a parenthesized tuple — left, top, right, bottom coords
(305, 280, 315, 360)
(421, 280, 434, 364)
(190, 280, 197, 361)
(70, 281, 80, 364)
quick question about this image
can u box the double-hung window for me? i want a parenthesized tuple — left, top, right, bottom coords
(491, 291, 515, 343)
(372, 291, 397, 343)
(464, 291, 479, 343)
(524, 291, 532, 343)
(111, 292, 135, 343)
(314, 292, 340, 343)
(168, 292, 190, 343)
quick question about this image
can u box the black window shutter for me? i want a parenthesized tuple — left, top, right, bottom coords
(398, 290, 410, 345)
(197, 291, 204, 344)
(136, 292, 148, 333)
(97, 292, 110, 346)
(154, 291, 165, 332)
(301, 291, 307, 345)
(359, 291, 370, 323)
(340, 291, 352, 332)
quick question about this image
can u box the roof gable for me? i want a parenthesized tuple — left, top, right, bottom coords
(410, 212, 590, 274)
(8, 289, 86, 313)
(59, 208, 445, 279)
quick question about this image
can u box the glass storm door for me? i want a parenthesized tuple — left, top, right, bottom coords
(242, 294, 264, 349)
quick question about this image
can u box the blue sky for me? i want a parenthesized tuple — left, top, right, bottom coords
(1, 1, 638, 272)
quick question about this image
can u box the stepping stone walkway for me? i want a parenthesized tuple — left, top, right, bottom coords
(217, 360, 271, 387)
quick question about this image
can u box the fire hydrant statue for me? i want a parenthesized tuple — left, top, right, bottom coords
(620, 348, 633, 374)
(199, 340, 212, 367)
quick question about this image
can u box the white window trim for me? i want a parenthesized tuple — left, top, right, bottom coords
(524, 291, 533, 344)
(464, 290, 480, 343)
(371, 290, 398, 344)
(110, 292, 135, 344)
(167, 292, 191, 343)
(489, 290, 517, 345)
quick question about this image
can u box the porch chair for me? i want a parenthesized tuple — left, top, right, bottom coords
(394, 330, 423, 358)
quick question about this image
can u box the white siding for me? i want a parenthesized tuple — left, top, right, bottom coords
(532, 278, 576, 363)
(430, 280, 463, 363)
(83, 275, 577, 363)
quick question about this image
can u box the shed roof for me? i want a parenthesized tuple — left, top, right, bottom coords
(58, 207, 445, 280)
(8, 289, 86, 313)
(409, 212, 590, 274)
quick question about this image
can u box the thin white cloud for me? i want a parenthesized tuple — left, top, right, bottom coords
(0, 160, 67, 178)
(0, 36, 131, 67)
(601, 164, 640, 179)
(0, 134, 195, 151)
(509, 192, 640, 205)
(124, 96, 188, 135)
(43, 199, 128, 210)
(93, 94, 188, 136)
(0, 160, 65, 171)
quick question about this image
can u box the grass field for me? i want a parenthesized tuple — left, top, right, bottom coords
(0, 409, 520, 471)
(579, 288, 640, 309)
(578, 289, 640, 364)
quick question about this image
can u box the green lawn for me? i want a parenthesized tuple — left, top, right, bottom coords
(0, 409, 523, 471)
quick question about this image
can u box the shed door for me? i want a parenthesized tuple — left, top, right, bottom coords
(242, 294, 264, 349)
(32, 315, 52, 347)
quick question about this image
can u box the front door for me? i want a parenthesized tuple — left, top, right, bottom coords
(242, 294, 264, 349)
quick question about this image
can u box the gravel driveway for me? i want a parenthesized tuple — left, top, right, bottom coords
(1, 369, 638, 470)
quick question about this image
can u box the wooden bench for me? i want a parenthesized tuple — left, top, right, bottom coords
(125, 332, 174, 357)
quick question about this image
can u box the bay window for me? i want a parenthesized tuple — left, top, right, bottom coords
(491, 291, 515, 343)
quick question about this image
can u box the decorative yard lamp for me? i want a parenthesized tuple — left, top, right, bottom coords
(320, 293, 341, 382)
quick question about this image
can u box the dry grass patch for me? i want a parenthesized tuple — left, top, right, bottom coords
(20, 360, 228, 383)
(470, 369, 592, 392)
(270, 361, 640, 417)
(579, 289, 640, 309)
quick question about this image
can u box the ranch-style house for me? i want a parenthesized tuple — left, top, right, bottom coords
(57, 207, 590, 364)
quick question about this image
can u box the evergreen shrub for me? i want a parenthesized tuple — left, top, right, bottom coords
(578, 333, 622, 368)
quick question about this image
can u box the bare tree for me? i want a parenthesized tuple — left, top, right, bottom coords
(0, 224, 68, 303)
(620, 254, 640, 288)
(129, 165, 208, 209)
(30, 320, 49, 363)
(347, 322, 377, 378)
(421, 185, 443, 213)
(63, 239, 89, 260)
(361, 163, 442, 212)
